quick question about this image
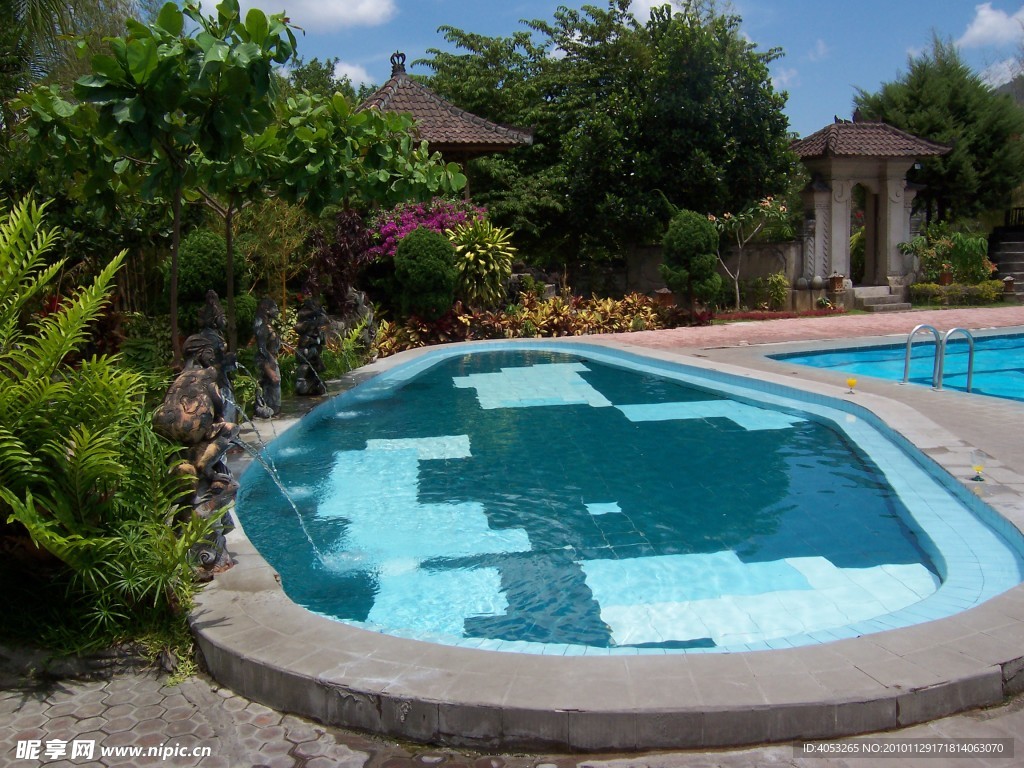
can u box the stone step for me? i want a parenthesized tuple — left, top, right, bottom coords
(863, 302, 913, 312)
(860, 294, 906, 305)
(851, 286, 893, 299)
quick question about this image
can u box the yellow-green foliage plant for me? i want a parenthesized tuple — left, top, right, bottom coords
(0, 199, 216, 651)
(447, 219, 516, 309)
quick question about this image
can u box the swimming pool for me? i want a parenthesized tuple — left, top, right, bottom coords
(235, 342, 1024, 654)
(772, 332, 1024, 402)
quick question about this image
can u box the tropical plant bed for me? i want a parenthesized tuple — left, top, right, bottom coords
(374, 292, 691, 357)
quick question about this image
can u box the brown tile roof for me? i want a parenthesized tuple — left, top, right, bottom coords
(791, 121, 949, 159)
(358, 53, 533, 156)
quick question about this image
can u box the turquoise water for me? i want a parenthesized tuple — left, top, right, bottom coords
(773, 333, 1024, 402)
(236, 343, 1024, 654)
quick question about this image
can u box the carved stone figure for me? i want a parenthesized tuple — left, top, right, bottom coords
(253, 298, 282, 419)
(184, 290, 237, 422)
(294, 298, 328, 396)
(340, 287, 376, 359)
(153, 365, 240, 572)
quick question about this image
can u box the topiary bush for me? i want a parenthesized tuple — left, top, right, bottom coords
(393, 227, 458, 320)
(234, 292, 258, 346)
(175, 228, 235, 302)
(660, 209, 722, 317)
(910, 280, 1004, 306)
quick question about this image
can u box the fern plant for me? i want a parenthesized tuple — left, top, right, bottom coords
(0, 199, 215, 650)
(447, 219, 516, 310)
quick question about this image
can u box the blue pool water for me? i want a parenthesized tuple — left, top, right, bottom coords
(773, 332, 1024, 402)
(236, 343, 1024, 654)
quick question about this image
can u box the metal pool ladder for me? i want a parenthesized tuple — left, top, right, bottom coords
(902, 324, 975, 392)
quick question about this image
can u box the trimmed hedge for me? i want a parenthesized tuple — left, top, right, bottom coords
(910, 280, 1004, 306)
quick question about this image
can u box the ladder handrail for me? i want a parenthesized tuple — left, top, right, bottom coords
(902, 324, 942, 388)
(937, 327, 975, 392)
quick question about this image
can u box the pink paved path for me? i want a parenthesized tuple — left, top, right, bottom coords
(614, 305, 1024, 349)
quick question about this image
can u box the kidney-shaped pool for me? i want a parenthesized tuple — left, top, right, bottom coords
(235, 342, 1024, 654)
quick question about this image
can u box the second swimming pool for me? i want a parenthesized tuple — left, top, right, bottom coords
(772, 331, 1024, 402)
(236, 342, 1024, 654)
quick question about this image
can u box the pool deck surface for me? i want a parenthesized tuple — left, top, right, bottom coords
(5, 305, 1024, 766)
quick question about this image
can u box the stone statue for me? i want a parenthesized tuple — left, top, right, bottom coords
(153, 365, 240, 572)
(253, 298, 282, 419)
(183, 290, 237, 422)
(340, 287, 377, 360)
(294, 298, 328, 396)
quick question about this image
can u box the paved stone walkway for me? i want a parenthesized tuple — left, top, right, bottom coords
(4, 305, 1024, 768)
(4, 664, 1023, 767)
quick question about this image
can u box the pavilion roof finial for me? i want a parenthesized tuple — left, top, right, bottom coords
(390, 51, 407, 76)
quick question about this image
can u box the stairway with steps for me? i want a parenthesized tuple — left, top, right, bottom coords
(851, 285, 912, 312)
(988, 226, 1024, 299)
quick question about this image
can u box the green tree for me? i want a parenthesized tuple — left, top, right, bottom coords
(420, 0, 792, 265)
(712, 196, 792, 309)
(22, 0, 298, 364)
(275, 91, 466, 215)
(285, 56, 356, 101)
(855, 36, 1024, 222)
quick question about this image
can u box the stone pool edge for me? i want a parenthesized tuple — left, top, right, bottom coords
(190, 339, 1024, 752)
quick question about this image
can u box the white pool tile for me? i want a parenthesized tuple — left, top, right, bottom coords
(586, 502, 622, 516)
(615, 401, 805, 431)
(453, 362, 612, 409)
(365, 434, 471, 460)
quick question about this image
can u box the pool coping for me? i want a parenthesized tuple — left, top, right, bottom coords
(190, 337, 1024, 752)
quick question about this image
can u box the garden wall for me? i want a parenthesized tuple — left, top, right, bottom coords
(622, 240, 811, 309)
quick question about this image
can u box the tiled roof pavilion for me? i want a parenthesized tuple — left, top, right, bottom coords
(358, 52, 533, 161)
(791, 120, 949, 159)
(791, 119, 951, 291)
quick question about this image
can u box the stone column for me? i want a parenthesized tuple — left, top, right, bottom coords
(879, 168, 909, 280)
(801, 181, 831, 283)
(829, 178, 853, 279)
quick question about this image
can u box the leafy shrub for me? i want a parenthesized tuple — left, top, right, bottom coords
(0, 199, 216, 651)
(303, 208, 373, 314)
(660, 210, 722, 312)
(393, 227, 457, 320)
(900, 223, 994, 285)
(765, 272, 790, 310)
(448, 219, 517, 309)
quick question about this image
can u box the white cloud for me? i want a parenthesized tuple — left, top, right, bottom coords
(772, 66, 799, 89)
(238, 0, 397, 30)
(957, 3, 1024, 48)
(628, 0, 663, 22)
(334, 61, 373, 87)
(807, 38, 829, 62)
(982, 56, 1021, 85)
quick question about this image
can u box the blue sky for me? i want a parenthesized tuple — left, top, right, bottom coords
(237, 0, 1024, 137)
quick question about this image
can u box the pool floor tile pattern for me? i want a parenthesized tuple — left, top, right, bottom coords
(263, 351, 1009, 654)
